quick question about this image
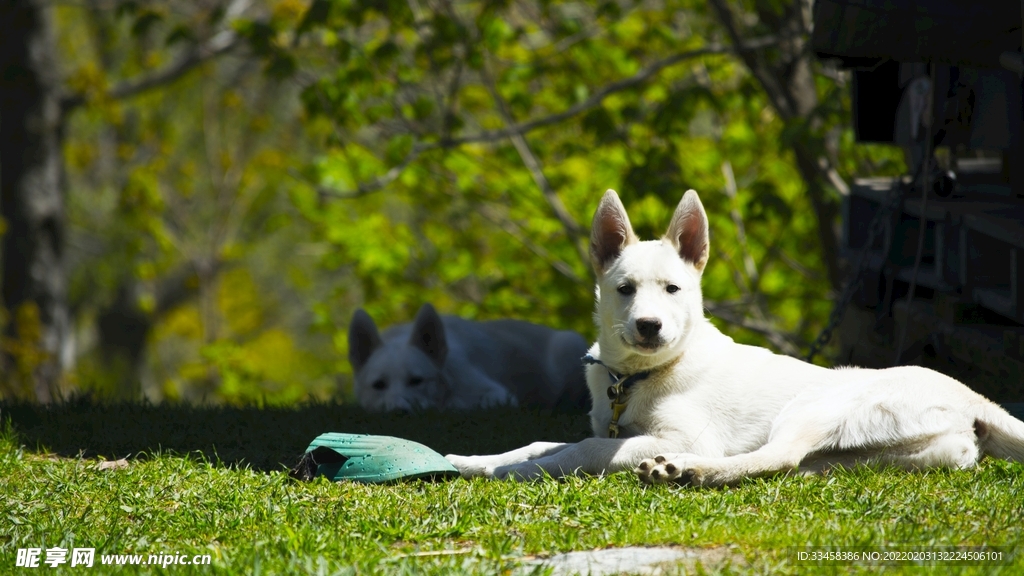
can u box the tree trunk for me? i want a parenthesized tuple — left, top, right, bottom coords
(0, 0, 70, 401)
(96, 263, 216, 399)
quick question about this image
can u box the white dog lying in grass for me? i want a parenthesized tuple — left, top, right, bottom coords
(349, 304, 590, 412)
(446, 189, 1024, 485)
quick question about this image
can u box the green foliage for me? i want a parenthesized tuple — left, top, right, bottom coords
(263, 0, 905, 364)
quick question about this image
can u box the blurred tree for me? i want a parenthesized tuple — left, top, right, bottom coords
(61, 0, 244, 399)
(2, 0, 339, 403)
(0, 0, 68, 401)
(59, 0, 338, 403)
(1, 0, 246, 400)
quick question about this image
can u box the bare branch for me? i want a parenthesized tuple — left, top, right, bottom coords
(712, 240, 797, 354)
(433, 35, 780, 148)
(479, 62, 591, 274)
(818, 155, 850, 196)
(313, 34, 780, 209)
(61, 24, 241, 115)
(775, 246, 822, 282)
(707, 0, 797, 119)
(301, 147, 423, 200)
(722, 160, 760, 288)
(705, 301, 801, 356)
(711, 174, 802, 357)
(714, 246, 753, 300)
(477, 205, 586, 285)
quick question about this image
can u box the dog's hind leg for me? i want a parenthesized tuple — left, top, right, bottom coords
(639, 377, 988, 486)
(636, 424, 828, 487)
(637, 386, 855, 486)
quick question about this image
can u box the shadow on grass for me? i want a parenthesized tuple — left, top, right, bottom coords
(0, 399, 592, 472)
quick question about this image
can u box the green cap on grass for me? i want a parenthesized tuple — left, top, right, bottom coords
(293, 433, 459, 483)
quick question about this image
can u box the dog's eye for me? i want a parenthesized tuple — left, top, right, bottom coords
(407, 376, 424, 387)
(666, 284, 680, 294)
(371, 379, 387, 391)
(617, 284, 635, 296)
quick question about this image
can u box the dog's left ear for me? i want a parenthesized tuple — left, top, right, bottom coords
(348, 309, 383, 373)
(665, 189, 709, 273)
(409, 303, 449, 366)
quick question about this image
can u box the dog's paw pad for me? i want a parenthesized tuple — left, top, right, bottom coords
(636, 462, 673, 485)
(654, 455, 667, 464)
(666, 464, 707, 487)
(674, 468, 696, 485)
(642, 457, 706, 486)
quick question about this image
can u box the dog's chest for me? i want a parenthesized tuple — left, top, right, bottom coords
(587, 379, 662, 438)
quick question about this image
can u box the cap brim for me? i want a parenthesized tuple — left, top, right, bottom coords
(300, 433, 460, 483)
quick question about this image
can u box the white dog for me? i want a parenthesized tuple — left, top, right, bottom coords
(445, 189, 1024, 485)
(349, 303, 590, 412)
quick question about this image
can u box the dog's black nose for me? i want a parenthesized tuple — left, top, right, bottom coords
(636, 318, 662, 339)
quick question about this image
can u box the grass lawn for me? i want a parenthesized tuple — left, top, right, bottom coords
(1, 400, 1022, 574)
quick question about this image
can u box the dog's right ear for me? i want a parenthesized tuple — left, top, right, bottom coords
(409, 303, 448, 366)
(348, 309, 382, 373)
(589, 189, 638, 276)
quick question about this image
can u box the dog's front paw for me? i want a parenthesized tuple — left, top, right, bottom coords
(445, 454, 495, 479)
(635, 453, 706, 486)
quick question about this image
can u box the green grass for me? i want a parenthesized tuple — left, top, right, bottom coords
(1, 401, 1023, 574)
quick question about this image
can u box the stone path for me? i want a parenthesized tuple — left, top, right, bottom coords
(525, 546, 741, 575)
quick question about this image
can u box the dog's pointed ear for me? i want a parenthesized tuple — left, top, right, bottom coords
(590, 189, 639, 276)
(665, 189, 710, 273)
(348, 309, 383, 373)
(409, 303, 448, 366)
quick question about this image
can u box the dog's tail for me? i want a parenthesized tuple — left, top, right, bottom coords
(976, 402, 1024, 462)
